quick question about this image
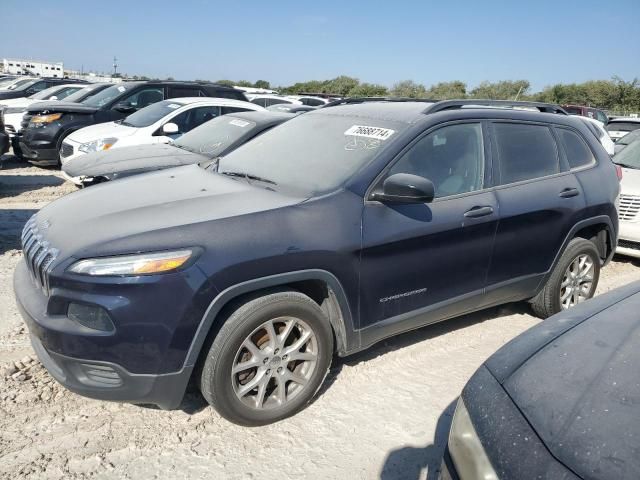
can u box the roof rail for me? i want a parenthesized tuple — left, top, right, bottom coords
(322, 96, 438, 108)
(423, 99, 568, 115)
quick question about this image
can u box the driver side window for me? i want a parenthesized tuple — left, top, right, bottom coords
(388, 123, 485, 198)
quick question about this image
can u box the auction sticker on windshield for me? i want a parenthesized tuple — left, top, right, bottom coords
(344, 125, 395, 141)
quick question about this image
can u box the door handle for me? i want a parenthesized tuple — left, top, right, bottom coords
(559, 188, 580, 198)
(464, 206, 494, 218)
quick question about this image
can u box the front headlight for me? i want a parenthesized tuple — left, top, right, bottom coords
(31, 112, 63, 124)
(448, 398, 498, 480)
(79, 137, 118, 154)
(68, 249, 194, 276)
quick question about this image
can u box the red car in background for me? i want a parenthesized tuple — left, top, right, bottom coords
(562, 104, 609, 124)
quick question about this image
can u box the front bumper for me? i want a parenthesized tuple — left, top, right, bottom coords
(20, 140, 59, 165)
(617, 220, 640, 259)
(13, 258, 198, 409)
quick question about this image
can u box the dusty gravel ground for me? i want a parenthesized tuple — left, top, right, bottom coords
(1, 153, 640, 480)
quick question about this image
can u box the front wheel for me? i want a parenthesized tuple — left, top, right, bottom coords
(199, 291, 333, 426)
(530, 238, 601, 318)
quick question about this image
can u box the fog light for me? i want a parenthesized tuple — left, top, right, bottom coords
(67, 303, 115, 332)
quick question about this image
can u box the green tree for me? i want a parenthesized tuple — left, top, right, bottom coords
(470, 80, 530, 99)
(425, 81, 467, 99)
(254, 79, 271, 89)
(347, 82, 388, 97)
(215, 79, 235, 87)
(390, 80, 428, 98)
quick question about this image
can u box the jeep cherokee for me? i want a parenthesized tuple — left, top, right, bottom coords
(14, 99, 619, 426)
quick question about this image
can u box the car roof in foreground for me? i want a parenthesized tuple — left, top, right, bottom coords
(224, 110, 294, 125)
(484, 281, 640, 480)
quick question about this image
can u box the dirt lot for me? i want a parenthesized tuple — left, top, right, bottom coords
(1, 154, 639, 480)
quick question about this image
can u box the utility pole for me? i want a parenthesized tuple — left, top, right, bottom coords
(113, 56, 118, 76)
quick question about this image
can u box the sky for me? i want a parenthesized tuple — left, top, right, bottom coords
(2, 0, 639, 92)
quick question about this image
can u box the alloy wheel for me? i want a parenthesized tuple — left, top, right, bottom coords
(231, 317, 318, 410)
(560, 254, 594, 309)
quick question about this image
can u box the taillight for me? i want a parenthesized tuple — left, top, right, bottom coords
(615, 164, 623, 181)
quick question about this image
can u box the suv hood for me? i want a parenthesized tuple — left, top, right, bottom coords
(26, 100, 98, 114)
(34, 164, 303, 259)
(66, 121, 138, 144)
(0, 97, 35, 109)
(62, 143, 205, 178)
(491, 284, 640, 480)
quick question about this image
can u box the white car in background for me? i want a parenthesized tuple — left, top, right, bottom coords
(246, 94, 302, 108)
(0, 76, 36, 90)
(1, 84, 88, 136)
(607, 117, 640, 142)
(286, 95, 329, 106)
(578, 116, 615, 156)
(60, 97, 264, 163)
(612, 135, 640, 258)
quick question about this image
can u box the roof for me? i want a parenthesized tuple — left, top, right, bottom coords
(312, 101, 434, 124)
(157, 97, 260, 108)
(223, 109, 294, 126)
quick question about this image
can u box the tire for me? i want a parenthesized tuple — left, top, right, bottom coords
(199, 291, 334, 426)
(530, 238, 601, 318)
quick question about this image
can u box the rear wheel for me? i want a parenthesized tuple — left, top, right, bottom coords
(199, 291, 333, 426)
(531, 238, 600, 318)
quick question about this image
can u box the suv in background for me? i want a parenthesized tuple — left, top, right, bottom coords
(19, 81, 248, 166)
(607, 117, 640, 143)
(14, 100, 619, 426)
(562, 104, 609, 124)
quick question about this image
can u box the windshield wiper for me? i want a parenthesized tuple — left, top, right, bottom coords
(219, 171, 277, 185)
(120, 120, 134, 127)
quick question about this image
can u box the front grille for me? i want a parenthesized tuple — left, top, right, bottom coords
(60, 142, 73, 158)
(618, 194, 640, 221)
(619, 239, 640, 251)
(21, 215, 58, 295)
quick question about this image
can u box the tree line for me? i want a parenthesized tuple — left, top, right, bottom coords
(214, 76, 640, 114)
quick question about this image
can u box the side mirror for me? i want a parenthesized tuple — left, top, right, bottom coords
(49, 95, 58, 101)
(162, 122, 179, 135)
(113, 102, 136, 113)
(373, 173, 435, 204)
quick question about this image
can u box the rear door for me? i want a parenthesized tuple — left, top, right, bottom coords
(483, 121, 585, 305)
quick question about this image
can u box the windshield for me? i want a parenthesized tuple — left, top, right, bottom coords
(177, 115, 258, 158)
(29, 86, 67, 100)
(64, 85, 105, 103)
(607, 121, 640, 133)
(7, 79, 37, 91)
(217, 113, 406, 196)
(82, 83, 134, 107)
(0, 77, 18, 88)
(122, 100, 184, 128)
(618, 130, 640, 146)
(613, 137, 640, 169)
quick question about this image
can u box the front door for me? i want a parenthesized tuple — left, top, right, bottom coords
(359, 122, 498, 332)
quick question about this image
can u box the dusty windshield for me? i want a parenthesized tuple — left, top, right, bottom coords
(82, 84, 134, 108)
(178, 115, 258, 158)
(217, 112, 405, 196)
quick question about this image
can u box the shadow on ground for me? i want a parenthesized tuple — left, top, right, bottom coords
(380, 400, 457, 480)
(0, 208, 38, 254)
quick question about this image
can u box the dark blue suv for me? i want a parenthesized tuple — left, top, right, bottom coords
(13, 100, 619, 425)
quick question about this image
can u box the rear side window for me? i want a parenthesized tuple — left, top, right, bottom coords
(493, 123, 559, 184)
(556, 128, 595, 169)
(169, 87, 200, 98)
